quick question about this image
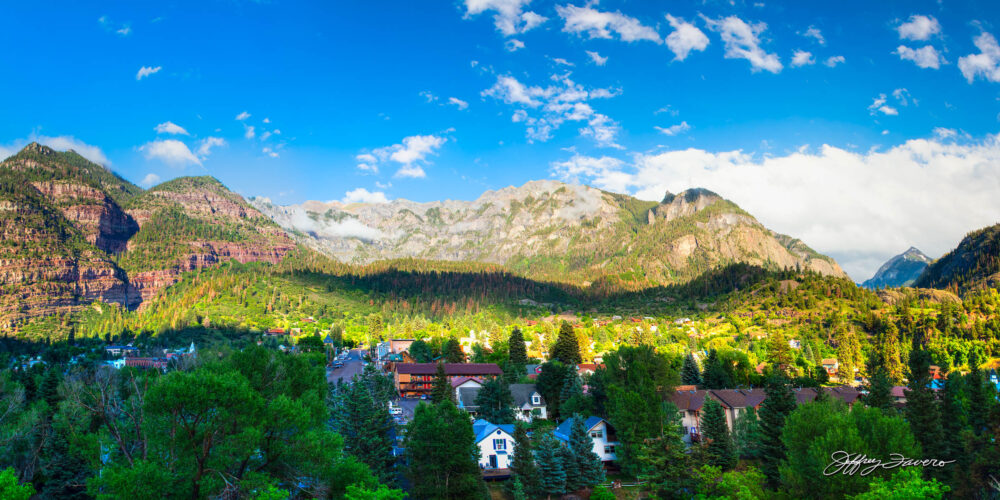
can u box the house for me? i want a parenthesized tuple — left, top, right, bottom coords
(454, 377, 485, 410)
(125, 357, 169, 370)
(576, 364, 601, 377)
(392, 363, 503, 398)
(265, 328, 287, 336)
(105, 345, 138, 357)
(821, 358, 839, 376)
(472, 419, 517, 471)
(554, 416, 618, 463)
(510, 384, 547, 421)
(788, 339, 802, 349)
(104, 358, 126, 369)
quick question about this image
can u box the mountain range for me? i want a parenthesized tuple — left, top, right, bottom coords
(250, 181, 846, 291)
(860, 247, 933, 289)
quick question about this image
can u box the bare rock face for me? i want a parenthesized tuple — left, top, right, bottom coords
(254, 181, 847, 286)
(31, 181, 138, 254)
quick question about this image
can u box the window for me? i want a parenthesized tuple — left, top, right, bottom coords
(531, 394, 541, 405)
(494, 439, 506, 451)
(604, 445, 615, 455)
(591, 430, 603, 439)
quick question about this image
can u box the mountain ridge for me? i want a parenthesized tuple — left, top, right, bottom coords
(861, 246, 933, 289)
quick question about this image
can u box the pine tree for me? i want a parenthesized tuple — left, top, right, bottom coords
(636, 413, 692, 498)
(430, 362, 454, 404)
(937, 373, 967, 464)
(551, 322, 582, 365)
(567, 415, 605, 491)
(508, 328, 527, 367)
(904, 349, 942, 464)
(965, 358, 991, 435)
(557, 443, 577, 493)
(732, 407, 763, 460)
(681, 353, 702, 386)
(508, 423, 539, 496)
(534, 432, 567, 499)
(700, 397, 737, 470)
(702, 350, 732, 389)
(474, 376, 515, 424)
(560, 373, 593, 417)
(758, 375, 796, 488)
(444, 338, 465, 363)
(404, 401, 485, 500)
(863, 369, 894, 413)
(767, 330, 793, 375)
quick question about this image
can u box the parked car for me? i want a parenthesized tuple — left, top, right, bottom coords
(389, 406, 403, 416)
(332, 361, 344, 368)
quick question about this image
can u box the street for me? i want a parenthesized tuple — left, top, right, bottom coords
(327, 348, 366, 384)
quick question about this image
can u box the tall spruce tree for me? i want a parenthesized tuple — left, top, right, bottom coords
(444, 338, 465, 363)
(567, 415, 605, 491)
(700, 397, 737, 470)
(551, 322, 582, 365)
(732, 407, 763, 460)
(681, 353, 702, 386)
(904, 349, 943, 464)
(508, 423, 539, 496)
(636, 411, 693, 498)
(474, 376, 515, 424)
(330, 376, 396, 484)
(430, 362, 454, 404)
(863, 369, 895, 413)
(560, 374, 593, 417)
(534, 432, 567, 499)
(404, 401, 484, 500)
(758, 375, 796, 488)
(701, 350, 732, 389)
(508, 328, 527, 367)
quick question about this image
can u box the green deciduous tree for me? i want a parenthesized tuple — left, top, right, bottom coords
(847, 469, 948, 500)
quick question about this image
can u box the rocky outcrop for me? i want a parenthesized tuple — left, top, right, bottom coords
(31, 181, 138, 254)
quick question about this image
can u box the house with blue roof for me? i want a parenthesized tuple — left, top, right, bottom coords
(554, 416, 619, 463)
(472, 419, 517, 471)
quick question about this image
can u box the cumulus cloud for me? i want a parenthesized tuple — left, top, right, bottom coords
(556, 4, 660, 43)
(140, 139, 201, 166)
(702, 15, 782, 73)
(958, 31, 1000, 83)
(897, 15, 941, 41)
(868, 94, 899, 116)
(244, 125, 256, 139)
(655, 121, 691, 136)
(342, 188, 391, 204)
(549, 135, 1000, 280)
(482, 74, 623, 147)
(139, 173, 161, 188)
(801, 26, 825, 45)
(448, 97, 469, 110)
(136, 66, 162, 80)
(463, 0, 547, 36)
(154, 121, 189, 135)
(791, 50, 815, 67)
(196, 137, 226, 158)
(235, 111, 251, 121)
(896, 45, 944, 69)
(824, 55, 846, 67)
(665, 14, 709, 61)
(358, 134, 447, 178)
(553, 57, 575, 66)
(25, 135, 111, 166)
(586, 50, 608, 65)
(933, 127, 957, 139)
(505, 39, 525, 51)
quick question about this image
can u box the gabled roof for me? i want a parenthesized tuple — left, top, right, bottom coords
(451, 376, 484, 388)
(471, 419, 515, 443)
(554, 416, 606, 442)
(458, 387, 481, 408)
(510, 384, 545, 408)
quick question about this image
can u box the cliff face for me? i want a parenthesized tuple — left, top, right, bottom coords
(0, 144, 294, 327)
(252, 181, 846, 288)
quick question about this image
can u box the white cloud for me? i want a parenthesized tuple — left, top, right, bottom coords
(420, 90, 438, 103)
(342, 188, 391, 204)
(260, 131, 272, 141)
(244, 125, 256, 139)
(262, 147, 279, 158)
(549, 135, 1000, 280)
(140, 139, 201, 167)
(117, 26, 131, 36)
(33, 135, 110, 166)
(99, 15, 131, 37)
(139, 173, 161, 188)
(791, 50, 815, 67)
(136, 66, 162, 81)
(958, 31, 1000, 83)
(235, 111, 251, 121)
(897, 15, 941, 41)
(284, 205, 384, 241)
(360, 134, 447, 178)
(868, 94, 899, 116)
(892, 88, 914, 106)
(664, 15, 709, 61)
(933, 127, 957, 139)
(448, 97, 469, 110)
(482, 74, 623, 147)
(463, 0, 547, 36)
(655, 121, 691, 136)
(154, 121, 189, 135)
(703, 15, 782, 73)
(263, 118, 271, 124)
(196, 137, 226, 157)
(556, 4, 660, 43)
(586, 50, 608, 66)
(824, 55, 846, 67)
(896, 45, 944, 69)
(553, 57, 575, 66)
(801, 26, 825, 45)
(505, 39, 525, 52)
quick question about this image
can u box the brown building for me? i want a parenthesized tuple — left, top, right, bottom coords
(393, 363, 503, 397)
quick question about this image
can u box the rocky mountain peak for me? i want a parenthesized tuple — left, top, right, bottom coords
(861, 246, 933, 289)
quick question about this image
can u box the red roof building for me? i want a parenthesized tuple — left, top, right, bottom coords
(393, 363, 503, 397)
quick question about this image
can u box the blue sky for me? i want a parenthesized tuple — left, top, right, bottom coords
(1, 0, 999, 279)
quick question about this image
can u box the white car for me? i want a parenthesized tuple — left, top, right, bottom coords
(389, 406, 403, 416)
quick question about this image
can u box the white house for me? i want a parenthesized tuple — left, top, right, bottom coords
(554, 416, 618, 463)
(472, 419, 517, 470)
(510, 384, 547, 421)
(453, 377, 484, 409)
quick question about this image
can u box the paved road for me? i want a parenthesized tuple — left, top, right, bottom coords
(327, 348, 366, 384)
